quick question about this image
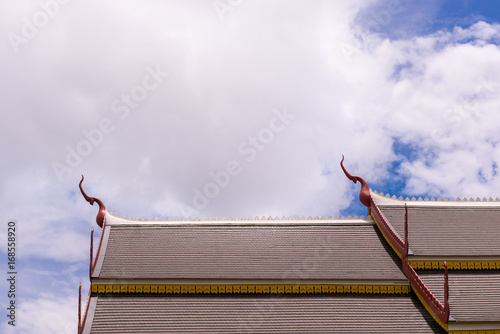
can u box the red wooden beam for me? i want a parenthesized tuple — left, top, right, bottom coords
(91, 220, 106, 275)
(89, 228, 94, 281)
(80, 286, 92, 334)
(444, 261, 450, 318)
(78, 283, 81, 334)
(404, 203, 409, 258)
(370, 202, 405, 257)
(402, 258, 450, 326)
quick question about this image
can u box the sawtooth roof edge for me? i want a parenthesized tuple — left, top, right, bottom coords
(370, 189, 500, 207)
(104, 211, 373, 226)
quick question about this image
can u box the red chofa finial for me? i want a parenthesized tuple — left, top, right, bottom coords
(404, 203, 409, 257)
(340, 155, 372, 208)
(79, 175, 106, 228)
(444, 261, 450, 319)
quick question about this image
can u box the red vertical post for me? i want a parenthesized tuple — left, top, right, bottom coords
(78, 283, 82, 334)
(444, 261, 450, 319)
(90, 228, 94, 281)
(404, 203, 409, 258)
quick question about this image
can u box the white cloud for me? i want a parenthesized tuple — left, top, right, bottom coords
(452, 21, 500, 42)
(1, 1, 500, 332)
(1, 293, 78, 334)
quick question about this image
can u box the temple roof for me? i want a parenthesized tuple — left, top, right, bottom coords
(371, 190, 500, 259)
(77, 170, 500, 333)
(84, 294, 446, 334)
(94, 212, 406, 282)
(417, 270, 500, 331)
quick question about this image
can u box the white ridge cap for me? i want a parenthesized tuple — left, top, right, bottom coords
(104, 211, 373, 226)
(370, 190, 500, 207)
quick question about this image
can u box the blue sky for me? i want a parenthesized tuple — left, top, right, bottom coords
(341, 0, 500, 217)
(1, 0, 500, 332)
(429, 0, 500, 31)
(357, 0, 500, 39)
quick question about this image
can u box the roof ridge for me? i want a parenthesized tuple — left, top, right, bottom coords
(370, 188, 500, 203)
(106, 211, 366, 221)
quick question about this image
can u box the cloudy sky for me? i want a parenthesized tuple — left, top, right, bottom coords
(1, 0, 500, 332)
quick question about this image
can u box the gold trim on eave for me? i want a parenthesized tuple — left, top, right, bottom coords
(91, 284, 411, 295)
(411, 283, 448, 331)
(409, 260, 500, 270)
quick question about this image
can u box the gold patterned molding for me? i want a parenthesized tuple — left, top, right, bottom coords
(91, 284, 411, 295)
(409, 260, 500, 270)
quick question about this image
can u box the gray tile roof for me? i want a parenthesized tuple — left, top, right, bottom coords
(97, 224, 406, 280)
(80, 187, 500, 333)
(417, 270, 500, 322)
(88, 294, 446, 333)
(376, 206, 500, 256)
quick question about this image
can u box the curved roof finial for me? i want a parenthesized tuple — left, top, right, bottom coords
(79, 175, 106, 228)
(340, 155, 372, 207)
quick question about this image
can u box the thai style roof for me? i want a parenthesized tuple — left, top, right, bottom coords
(417, 270, 500, 324)
(77, 160, 500, 333)
(84, 294, 446, 334)
(94, 213, 406, 282)
(371, 190, 500, 267)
